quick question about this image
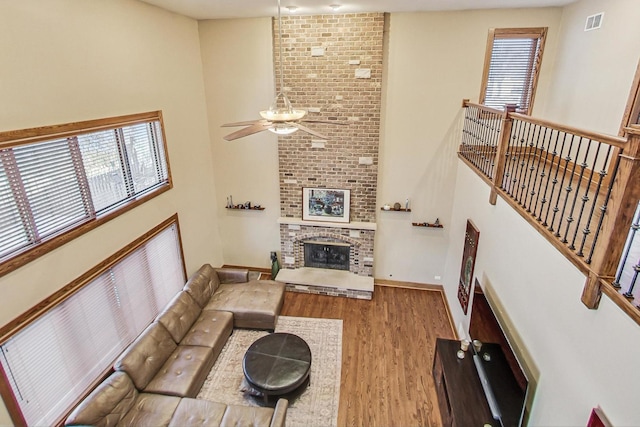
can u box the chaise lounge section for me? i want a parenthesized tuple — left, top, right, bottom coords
(185, 264, 286, 330)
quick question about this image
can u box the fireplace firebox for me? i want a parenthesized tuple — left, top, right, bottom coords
(304, 241, 350, 271)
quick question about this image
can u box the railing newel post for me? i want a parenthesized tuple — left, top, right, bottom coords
(583, 130, 640, 309)
(489, 104, 517, 205)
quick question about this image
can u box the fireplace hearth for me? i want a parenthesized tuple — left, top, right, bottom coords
(304, 241, 350, 271)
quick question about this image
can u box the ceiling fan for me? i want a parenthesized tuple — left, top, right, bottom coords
(222, 0, 346, 141)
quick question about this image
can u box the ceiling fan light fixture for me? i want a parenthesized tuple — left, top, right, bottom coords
(260, 109, 307, 121)
(329, 4, 341, 11)
(222, 0, 343, 142)
(259, 91, 307, 121)
(268, 123, 299, 135)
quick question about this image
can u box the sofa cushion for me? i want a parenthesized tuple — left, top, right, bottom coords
(117, 393, 180, 427)
(114, 323, 177, 390)
(220, 405, 276, 427)
(65, 371, 137, 426)
(184, 264, 220, 308)
(168, 398, 227, 427)
(214, 267, 249, 284)
(204, 280, 285, 330)
(181, 310, 233, 353)
(156, 291, 201, 343)
(144, 345, 215, 398)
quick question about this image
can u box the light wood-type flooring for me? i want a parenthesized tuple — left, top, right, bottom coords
(280, 285, 456, 427)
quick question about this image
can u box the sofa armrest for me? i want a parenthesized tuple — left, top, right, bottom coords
(215, 268, 249, 284)
(270, 398, 288, 427)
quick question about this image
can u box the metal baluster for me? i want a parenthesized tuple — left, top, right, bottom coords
(532, 127, 551, 219)
(487, 113, 499, 178)
(578, 145, 612, 258)
(504, 119, 522, 196)
(562, 138, 592, 247)
(524, 123, 545, 212)
(586, 150, 622, 264)
(540, 129, 561, 225)
(547, 132, 570, 233)
(462, 108, 472, 158)
(557, 136, 581, 241)
(479, 112, 490, 176)
(612, 202, 640, 288)
(470, 108, 481, 168)
(461, 109, 471, 157)
(570, 140, 600, 251)
(513, 121, 531, 204)
(623, 260, 640, 300)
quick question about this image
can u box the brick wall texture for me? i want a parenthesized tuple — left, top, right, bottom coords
(275, 13, 384, 222)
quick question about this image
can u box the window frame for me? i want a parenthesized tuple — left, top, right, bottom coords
(620, 58, 640, 135)
(0, 111, 173, 277)
(479, 27, 548, 116)
(0, 214, 186, 427)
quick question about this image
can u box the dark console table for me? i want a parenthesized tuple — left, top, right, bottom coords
(432, 338, 526, 427)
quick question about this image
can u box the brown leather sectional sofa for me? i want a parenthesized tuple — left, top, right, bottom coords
(65, 264, 287, 427)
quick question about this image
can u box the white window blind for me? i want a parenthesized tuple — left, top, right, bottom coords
(0, 222, 184, 426)
(0, 117, 169, 265)
(480, 29, 546, 115)
(0, 160, 28, 257)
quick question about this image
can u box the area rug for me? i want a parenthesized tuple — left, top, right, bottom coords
(197, 316, 343, 427)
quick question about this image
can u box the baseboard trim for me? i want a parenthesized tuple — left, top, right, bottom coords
(374, 278, 443, 291)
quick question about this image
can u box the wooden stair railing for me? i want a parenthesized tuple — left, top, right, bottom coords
(460, 100, 640, 325)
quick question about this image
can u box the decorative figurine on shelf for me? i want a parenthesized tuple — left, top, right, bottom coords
(383, 204, 391, 210)
(244, 201, 251, 209)
(405, 198, 410, 210)
(435, 218, 440, 226)
(393, 202, 401, 211)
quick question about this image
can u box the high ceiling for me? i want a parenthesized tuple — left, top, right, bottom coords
(138, 0, 577, 20)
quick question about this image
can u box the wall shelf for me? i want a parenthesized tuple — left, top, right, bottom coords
(381, 207, 411, 212)
(226, 206, 265, 211)
(412, 222, 443, 228)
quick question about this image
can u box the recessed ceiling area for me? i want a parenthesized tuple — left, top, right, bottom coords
(138, 0, 577, 20)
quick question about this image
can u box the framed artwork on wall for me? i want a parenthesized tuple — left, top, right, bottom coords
(457, 219, 479, 314)
(302, 188, 350, 223)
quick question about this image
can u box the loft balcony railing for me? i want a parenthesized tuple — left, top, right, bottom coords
(459, 100, 640, 325)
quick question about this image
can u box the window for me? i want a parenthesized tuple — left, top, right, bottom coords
(479, 28, 547, 115)
(0, 112, 171, 276)
(0, 216, 185, 426)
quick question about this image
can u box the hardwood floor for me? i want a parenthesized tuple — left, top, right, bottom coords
(280, 285, 456, 427)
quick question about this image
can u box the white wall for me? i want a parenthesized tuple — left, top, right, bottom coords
(540, 0, 640, 135)
(199, 18, 282, 269)
(0, 0, 222, 423)
(443, 163, 640, 425)
(377, 8, 562, 284)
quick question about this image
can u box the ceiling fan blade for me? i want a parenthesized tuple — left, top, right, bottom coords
(294, 123, 329, 140)
(223, 122, 270, 141)
(301, 120, 349, 125)
(222, 119, 266, 127)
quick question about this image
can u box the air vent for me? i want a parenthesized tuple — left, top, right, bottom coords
(584, 12, 604, 31)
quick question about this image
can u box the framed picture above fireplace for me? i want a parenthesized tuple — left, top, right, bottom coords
(302, 188, 351, 223)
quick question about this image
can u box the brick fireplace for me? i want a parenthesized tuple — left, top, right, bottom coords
(274, 13, 384, 299)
